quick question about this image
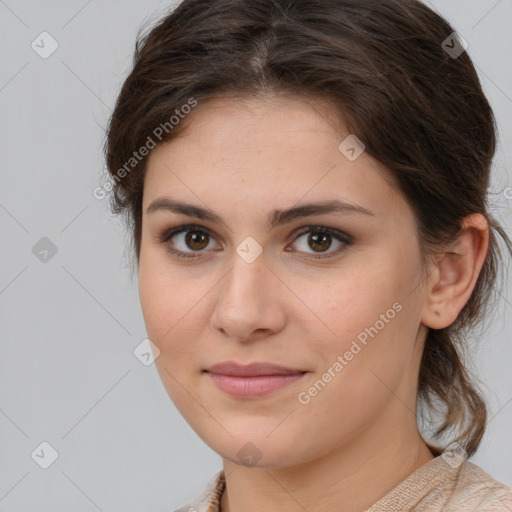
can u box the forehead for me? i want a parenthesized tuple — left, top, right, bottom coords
(143, 95, 408, 224)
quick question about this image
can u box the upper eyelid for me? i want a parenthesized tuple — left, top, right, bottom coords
(162, 223, 351, 248)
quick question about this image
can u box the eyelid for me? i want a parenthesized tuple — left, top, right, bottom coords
(291, 225, 352, 244)
(156, 223, 352, 260)
(154, 224, 220, 250)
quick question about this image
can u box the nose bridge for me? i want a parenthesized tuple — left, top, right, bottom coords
(213, 243, 282, 339)
(223, 243, 267, 303)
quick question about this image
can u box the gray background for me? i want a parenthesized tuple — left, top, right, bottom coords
(0, 1, 511, 510)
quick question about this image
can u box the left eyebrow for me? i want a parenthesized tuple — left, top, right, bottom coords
(146, 197, 376, 229)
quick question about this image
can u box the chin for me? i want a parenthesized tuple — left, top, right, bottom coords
(198, 427, 308, 469)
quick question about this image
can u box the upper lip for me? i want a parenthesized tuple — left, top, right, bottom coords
(205, 361, 306, 376)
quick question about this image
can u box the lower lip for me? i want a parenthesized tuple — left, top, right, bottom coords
(206, 372, 306, 398)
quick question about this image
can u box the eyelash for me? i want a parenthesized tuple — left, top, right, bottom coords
(156, 224, 353, 261)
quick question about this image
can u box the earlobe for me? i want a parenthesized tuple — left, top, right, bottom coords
(421, 214, 490, 330)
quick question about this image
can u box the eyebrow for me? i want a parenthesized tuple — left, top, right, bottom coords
(146, 197, 375, 229)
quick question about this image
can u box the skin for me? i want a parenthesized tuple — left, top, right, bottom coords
(138, 94, 489, 512)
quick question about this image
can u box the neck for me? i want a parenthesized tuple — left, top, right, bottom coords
(220, 419, 435, 512)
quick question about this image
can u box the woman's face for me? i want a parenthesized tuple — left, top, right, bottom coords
(139, 95, 430, 469)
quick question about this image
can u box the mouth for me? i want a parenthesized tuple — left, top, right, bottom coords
(203, 361, 308, 398)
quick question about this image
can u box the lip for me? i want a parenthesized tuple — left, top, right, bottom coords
(205, 361, 305, 376)
(204, 361, 307, 398)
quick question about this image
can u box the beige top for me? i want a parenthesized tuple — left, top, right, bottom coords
(174, 447, 512, 511)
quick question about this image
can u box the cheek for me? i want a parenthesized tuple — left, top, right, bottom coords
(303, 266, 401, 347)
(303, 266, 412, 392)
(138, 256, 214, 376)
(139, 263, 166, 340)
(139, 244, 180, 316)
(138, 254, 184, 347)
(139, 261, 204, 410)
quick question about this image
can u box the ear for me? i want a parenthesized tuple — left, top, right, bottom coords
(421, 213, 490, 330)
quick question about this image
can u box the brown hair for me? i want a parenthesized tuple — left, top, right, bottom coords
(103, 0, 512, 457)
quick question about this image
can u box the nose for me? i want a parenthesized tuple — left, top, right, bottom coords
(211, 251, 287, 343)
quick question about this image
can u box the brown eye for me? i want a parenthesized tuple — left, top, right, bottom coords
(159, 225, 219, 259)
(308, 231, 332, 253)
(184, 230, 210, 251)
(288, 226, 352, 259)
(158, 224, 352, 261)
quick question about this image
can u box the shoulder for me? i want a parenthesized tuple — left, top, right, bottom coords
(445, 460, 512, 511)
(367, 452, 511, 512)
(173, 470, 225, 512)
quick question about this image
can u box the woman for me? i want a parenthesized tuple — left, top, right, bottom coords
(104, 0, 512, 510)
